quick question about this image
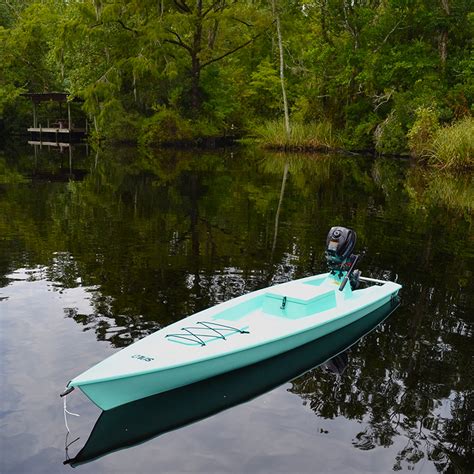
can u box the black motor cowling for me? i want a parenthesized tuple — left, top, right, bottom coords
(325, 226, 357, 273)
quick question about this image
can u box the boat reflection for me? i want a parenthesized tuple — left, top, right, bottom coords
(65, 299, 399, 467)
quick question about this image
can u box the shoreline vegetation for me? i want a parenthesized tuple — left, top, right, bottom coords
(1, 1, 473, 170)
(107, 112, 473, 170)
(254, 116, 473, 169)
(4, 113, 473, 170)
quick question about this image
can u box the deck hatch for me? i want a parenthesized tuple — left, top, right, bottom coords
(263, 283, 336, 318)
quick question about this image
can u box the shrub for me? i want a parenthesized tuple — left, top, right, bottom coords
(140, 107, 193, 147)
(192, 118, 220, 139)
(374, 111, 407, 154)
(407, 106, 440, 158)
(102, 111, 142, 144)
(343, 116, 378, 150)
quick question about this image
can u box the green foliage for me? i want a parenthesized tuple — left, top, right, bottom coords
(200, 65, 247, 130)
(0, 84, 21, 117)
(0, 2, 62, 124)
(428, 116, 474, 169)
(0, 0, 472, 164)
(244, 59, 282, 119)
(345, 118, 379, 151)
(343, 102, 379, 150)
(139, 109, 228, 148)
(191, 118, 221, 140)
(139, 107, 193, 147)
(374, 111, 407, 155)
(101, 110, 143, 144)
(407, 107, 440, 159)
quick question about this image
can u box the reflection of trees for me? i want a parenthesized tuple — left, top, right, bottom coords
(290, 281, 472, 472)
(290, 313, 472, 471)
(405, 167, 474, 216)
(0, 156, 28, 184)
(1, 145, 473, 471)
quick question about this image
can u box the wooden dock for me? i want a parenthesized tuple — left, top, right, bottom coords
(21, 92, 87, 141)
(27, 126, 87, 142)
(28, 139, 73, 148)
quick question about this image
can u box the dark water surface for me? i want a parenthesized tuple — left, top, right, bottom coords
(0, 144, 472, 473)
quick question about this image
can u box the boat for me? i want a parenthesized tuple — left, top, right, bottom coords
(61, 226, 401, 410)
(65, 299, 399, 467)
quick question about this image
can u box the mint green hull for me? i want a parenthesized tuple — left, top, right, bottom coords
(69, 273, 401, 410)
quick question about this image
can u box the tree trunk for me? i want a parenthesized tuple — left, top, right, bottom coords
(191, 55, 201, 111)
(191, 0, 203, 112)
(439, 0, 450, 70)
(271, 0, 290, 138)
(439, 31, 448, 68)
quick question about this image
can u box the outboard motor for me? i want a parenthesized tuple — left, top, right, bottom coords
(325, 226, 360, 290)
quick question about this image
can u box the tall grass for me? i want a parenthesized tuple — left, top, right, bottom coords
(427, 116, 474, 169)
(256, 120, 340, 151)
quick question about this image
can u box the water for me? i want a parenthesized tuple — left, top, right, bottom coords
(0, 144, 472, 473)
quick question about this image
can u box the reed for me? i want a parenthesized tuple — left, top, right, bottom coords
(428, 116, 474, 169)
(256, 120, 340, 151)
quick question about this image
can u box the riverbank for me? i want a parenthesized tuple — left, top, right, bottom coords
(2, 113, 472, 171)
(254, 117, 474, 170)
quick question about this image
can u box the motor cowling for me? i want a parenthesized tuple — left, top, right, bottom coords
(325, 226, 357, 273)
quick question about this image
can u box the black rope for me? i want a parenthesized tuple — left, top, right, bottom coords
(165, 321, 249, 346)
(198, 321, 250, 334)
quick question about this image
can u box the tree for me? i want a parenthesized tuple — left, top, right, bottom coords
(162, 0, 268, 114)
(270, 0, 290, 136)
